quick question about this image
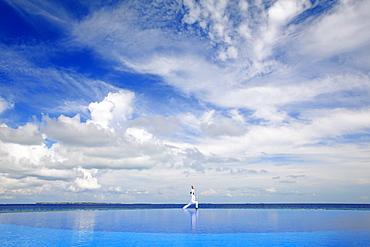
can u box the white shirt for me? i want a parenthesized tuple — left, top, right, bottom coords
(190, 188, 196, 202)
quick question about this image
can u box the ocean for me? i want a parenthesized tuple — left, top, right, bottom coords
(0, 204, 369, 246)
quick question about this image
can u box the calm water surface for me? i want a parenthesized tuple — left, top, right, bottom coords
(1, 208, 369, 246)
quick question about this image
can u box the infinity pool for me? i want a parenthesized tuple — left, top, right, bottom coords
(1, 209, 369, 246)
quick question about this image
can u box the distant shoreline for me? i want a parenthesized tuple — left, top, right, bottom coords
(32, 202, 369, 205)
(0, 203, 369, 213)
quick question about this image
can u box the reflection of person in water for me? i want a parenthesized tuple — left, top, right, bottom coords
(183, 185, 199, 209)
(183, 208, 198, 231)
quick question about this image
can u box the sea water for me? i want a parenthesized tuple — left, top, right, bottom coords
(0, 205, 369, 246)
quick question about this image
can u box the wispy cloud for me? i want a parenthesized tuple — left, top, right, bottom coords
(3, 0, 74, 25)
(0, 44, 119, 118)
(300, 0, 370, 57)
(69, 0, 370, 114)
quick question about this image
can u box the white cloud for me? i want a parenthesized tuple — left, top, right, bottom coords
(200, 188, 218, 196)
(0, 97, 14, 114)
(42, 114, 114, 147)
(3, 0, 73, 25)
(252, 106, 288, 124)
(256, 0, 311, 60)
(107, 186, 123, 192)
(201, 118, 244, 137)
(72, 167, 101, 191)
(301, 0, 370, 57)
(0, 90, 172, 200)
(183, 0, 231, 45)
(128, 115, 179, 136)
(41, 119, 168, 170)
(88, 90, 135, 130)
(0, 123, 44, 145)
(68, 0, 370, 116)
(0, 43, 120, 115)
(72, 1, 199, 69)
(210, 73, 370, 109)
(124, 54, 227, 97)
(266, 187, 277, 193)
(177, 110, 246, 139)
(192, 107, 370, 163)
(0, 174, 57, 195)
(28, 168, 75, 180)
(125, 127, 154, 144)
(268, 0, 310, 24)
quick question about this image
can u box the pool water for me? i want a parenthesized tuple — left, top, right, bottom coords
(1, 209, 369, 246)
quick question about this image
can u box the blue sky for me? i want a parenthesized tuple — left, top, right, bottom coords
(0, 0, 369, 203)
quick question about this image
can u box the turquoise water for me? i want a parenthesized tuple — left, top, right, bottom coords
(1, 224, 370, 247)
(1, 208, 370, 246)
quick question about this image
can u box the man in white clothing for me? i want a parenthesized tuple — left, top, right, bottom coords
(183, 185, 199, 209)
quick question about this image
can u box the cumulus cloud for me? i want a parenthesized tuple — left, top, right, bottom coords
(40, 90, 136, 149)
(88, 90, 135, 130)
(40, 100, 169, 170)
(71, 167, 101, 191)
(42, 115, 114, 147)
(0, 123, 43, 145)
(0, 90, 172, 200)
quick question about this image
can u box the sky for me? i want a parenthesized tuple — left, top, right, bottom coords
(0, 0, 369, 204)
